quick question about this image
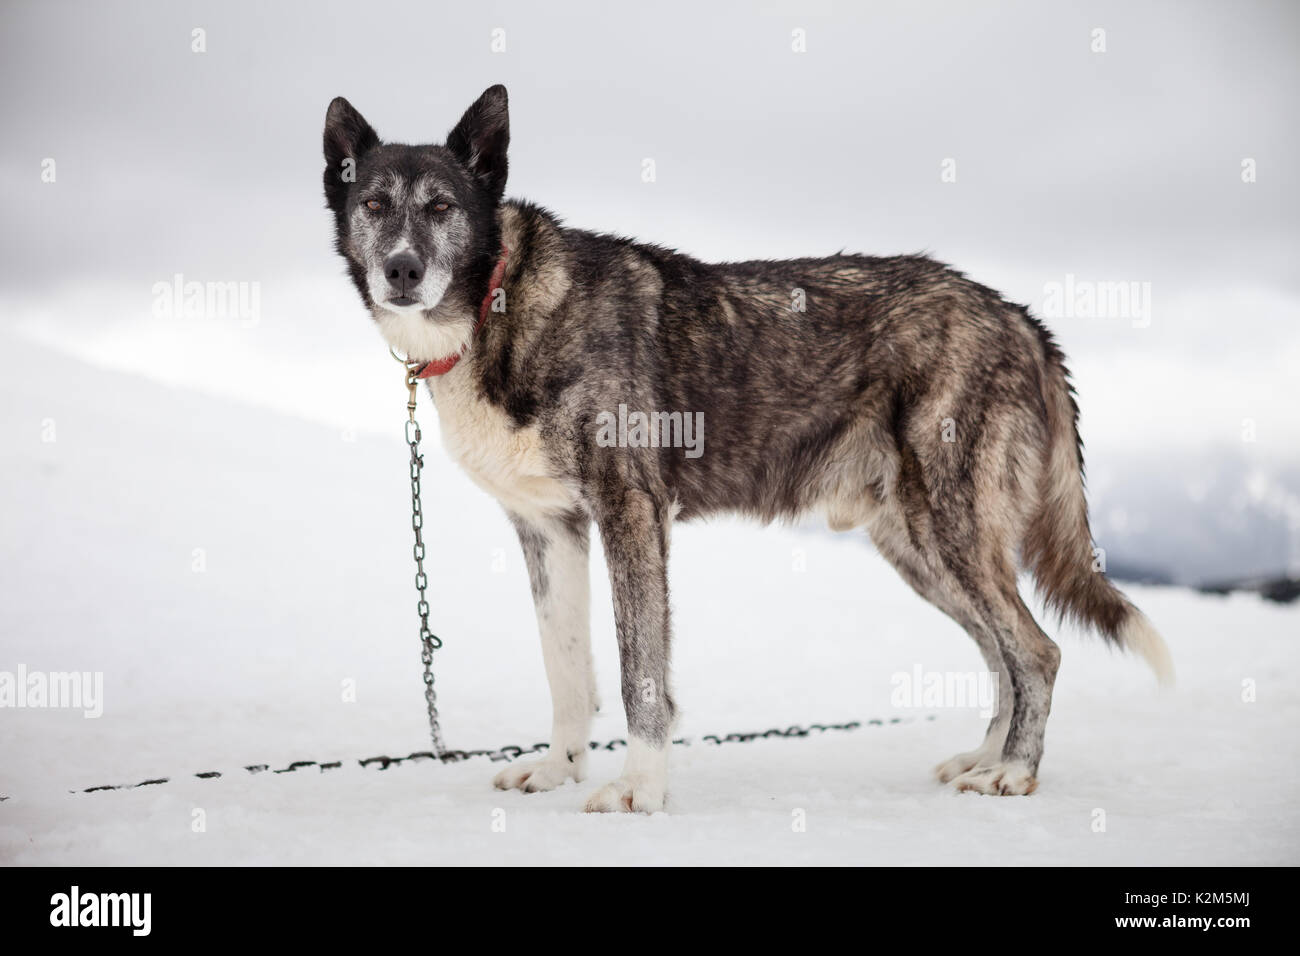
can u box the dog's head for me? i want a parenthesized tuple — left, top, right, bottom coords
(323, 85, 509, 360)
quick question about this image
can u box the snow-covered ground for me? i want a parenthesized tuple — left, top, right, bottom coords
(1, 332, 1296, 865)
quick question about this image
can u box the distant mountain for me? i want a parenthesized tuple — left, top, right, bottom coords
(1088, 446, 1300, 588)
(1196, 575, 1300, 604)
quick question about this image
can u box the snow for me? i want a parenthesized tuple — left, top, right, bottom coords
(1, 331, 1297, 865)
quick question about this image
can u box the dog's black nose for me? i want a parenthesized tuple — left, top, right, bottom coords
(384, 251, 424, 295)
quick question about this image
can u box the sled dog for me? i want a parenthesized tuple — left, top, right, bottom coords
(324, 86, 1172, 812)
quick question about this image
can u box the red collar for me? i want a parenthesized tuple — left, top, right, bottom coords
(414, 246, 509, 379)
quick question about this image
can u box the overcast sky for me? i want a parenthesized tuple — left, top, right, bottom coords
(2, 0, 1297, 578)
(4, 0, 1297, 282)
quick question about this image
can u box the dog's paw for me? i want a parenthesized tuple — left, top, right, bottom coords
(582, 775, 666, 813)
(934, 749, 990, 784)
(950, 761, 1038, 796)
(492, 752, 585, 793)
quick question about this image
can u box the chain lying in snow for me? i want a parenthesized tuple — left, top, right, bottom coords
(27, 717, 931, 797)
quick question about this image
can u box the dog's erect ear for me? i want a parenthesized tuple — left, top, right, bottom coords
(323, 97, 379, 212)
(446, 85, 509, 202)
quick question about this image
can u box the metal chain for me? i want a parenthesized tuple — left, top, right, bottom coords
(63, 719, 933, 795)
(394, 349, 450, 761)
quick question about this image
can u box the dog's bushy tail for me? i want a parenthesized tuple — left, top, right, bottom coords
(1022, 329, 1174, 686)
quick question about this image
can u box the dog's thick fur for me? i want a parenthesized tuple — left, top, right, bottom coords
(324, 86, 1172, 812)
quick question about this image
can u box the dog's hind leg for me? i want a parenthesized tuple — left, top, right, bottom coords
(907, 493, 1059, 795)
(924, 441, 1061, 794)
(583, 488, 676, 813)
(931, 617, 1012, 784)
(493, 510, 597, 793)
(865, 504, 1013, 783)
(947, 586, 1059, 795)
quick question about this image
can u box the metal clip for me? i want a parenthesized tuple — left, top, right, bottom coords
(390, 346, 421, 422)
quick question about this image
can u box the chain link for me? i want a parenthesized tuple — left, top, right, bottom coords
(395, 352, 451, 762)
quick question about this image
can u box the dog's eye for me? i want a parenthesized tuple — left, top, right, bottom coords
(429, 201, 451, 213)
(366, 199, 383, 211)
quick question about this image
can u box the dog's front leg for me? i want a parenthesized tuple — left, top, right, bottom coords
(583, 489, 675, 813)
(493, 511, 597, 793)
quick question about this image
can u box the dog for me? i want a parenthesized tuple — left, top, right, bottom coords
(323, 85, 1172, 813)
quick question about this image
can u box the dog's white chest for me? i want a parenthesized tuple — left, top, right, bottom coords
(428, 371, 574, 520)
